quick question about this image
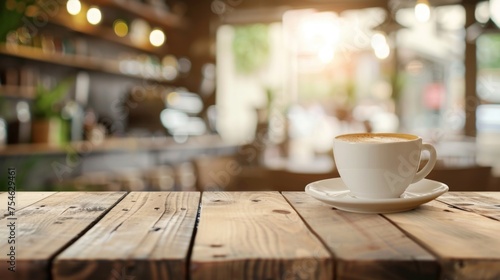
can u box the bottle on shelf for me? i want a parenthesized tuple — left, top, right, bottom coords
(6, 100, 31, 144)
(61, 71, 90, 142)
(17, 101, 31, 143)
(0, 118, 6, 147)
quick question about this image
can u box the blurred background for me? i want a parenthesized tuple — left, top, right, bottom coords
(1, 0, 499, 191)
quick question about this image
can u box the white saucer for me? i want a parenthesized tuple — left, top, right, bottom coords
(305, 178, 449, 214)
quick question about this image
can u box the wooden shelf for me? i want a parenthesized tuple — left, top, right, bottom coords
(50, 11, 168, 55)
(88, 0, 188, 30)
(0, 134, 232, 156)
(0, 44, 173, 83)
(0, 85, 35, 99)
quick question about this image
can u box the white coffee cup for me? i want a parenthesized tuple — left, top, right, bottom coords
(333, 133, 437, 199)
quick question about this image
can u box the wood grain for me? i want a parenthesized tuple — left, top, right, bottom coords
(0, 192, 56, 214)
(283, 192, 438, 280)
(0, 192, 126, 280)
(53, 192, 200, 280)
(437, 192, 500, 221)
(384, 200, 500, 280)
(190, 192, 333, 280)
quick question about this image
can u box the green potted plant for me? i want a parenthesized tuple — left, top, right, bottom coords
(0, 0, 36, 42)
(32, 78, 73, 144)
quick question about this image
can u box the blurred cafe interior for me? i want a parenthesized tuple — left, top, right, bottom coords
(1, 0, 500, 192)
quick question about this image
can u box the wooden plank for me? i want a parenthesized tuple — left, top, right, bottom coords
(384, 200, 500, 280)
(283, 192, 438, 280)
(437, 192, 500, 221)
(0, 192, 126, 280)
(0, 192, 57, 214)
(190, 192, 333, 280)
(53, 192, 200, 280)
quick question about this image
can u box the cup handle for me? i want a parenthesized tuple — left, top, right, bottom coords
(412, 143, 437, 183)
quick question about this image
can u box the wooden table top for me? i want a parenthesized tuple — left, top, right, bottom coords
(1, 191, 499, 280)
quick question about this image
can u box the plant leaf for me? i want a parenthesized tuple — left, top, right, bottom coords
(34, 77, 74, 118)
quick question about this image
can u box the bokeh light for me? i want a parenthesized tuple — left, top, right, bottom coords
(113, 20, 128, 37)
(86, 6, 102, 25)
(415, 0, 431, 22)
(66, 0, 81, 15)
(178, 57, 192, 73)
(149, 28, 166, 47)
(371, 32, 387, 50)
(475, 1, 490, 24)
(130, 19, 150, 45)
(491, 0, 500, 27)
(371, 32, 390, 60)
(374, 44, 390, 59)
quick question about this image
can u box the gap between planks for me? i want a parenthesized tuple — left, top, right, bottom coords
(53, 192, 201, 280)
(282, 191, 438, 280)
(0, 192, 127, 280)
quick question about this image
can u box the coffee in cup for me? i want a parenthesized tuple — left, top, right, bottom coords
(333, 133, 437, 199)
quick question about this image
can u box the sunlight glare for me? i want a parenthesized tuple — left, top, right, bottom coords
(298, 12, 340, 63)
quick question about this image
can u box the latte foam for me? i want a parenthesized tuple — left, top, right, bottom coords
(336, 133, 415, 143)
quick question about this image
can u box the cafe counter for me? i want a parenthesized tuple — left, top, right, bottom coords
(0, 135, 238, 190)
